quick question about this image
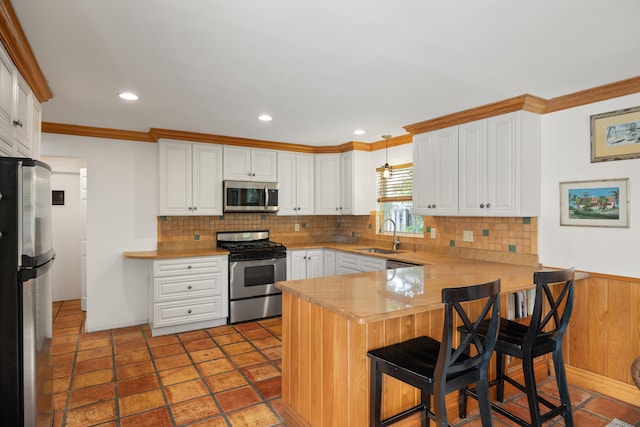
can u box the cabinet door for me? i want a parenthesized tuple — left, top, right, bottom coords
(251, 149, 277, 182)
(486, 113, 518, 216)
(159, 140, 192, 215)
(413, 128, 458, 216)
(323, 250, 336, 276)
(192, 144, 223, 215)
(288, 250, 308, 280)
(305, 250, 324, 279)
(277, 152, 297, 215)
(339, 151, 353, 214)
(458, 119, 488, 215)
(0, 47, 13, 145)
(13, 75, 30, 151)
(296, 154, 315, 214)
(314, 155, 340, 215)
(223, 146, 252, 180)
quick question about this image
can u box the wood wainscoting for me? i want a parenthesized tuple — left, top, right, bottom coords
(565, 275, 640, 406)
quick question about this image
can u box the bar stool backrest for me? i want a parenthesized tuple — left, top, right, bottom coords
(525, 268, 575, 351)
(438, 280, 501, 383)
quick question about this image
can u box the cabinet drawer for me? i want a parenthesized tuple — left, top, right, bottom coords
(154, 272, 224, 302)
(361, 257, 386, 272)
(153, 297, 224, 328)
(337, 252, 360, 269)
(153, 256, 224, 277)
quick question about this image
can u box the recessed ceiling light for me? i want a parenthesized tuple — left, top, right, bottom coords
(119, 92, 138, 101)
(258, 114, 272, 121)
(353, 129, 366, 135)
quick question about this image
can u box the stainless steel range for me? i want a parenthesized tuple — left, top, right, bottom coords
(216, 230, 286, 324)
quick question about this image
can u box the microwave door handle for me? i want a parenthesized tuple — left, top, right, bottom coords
(264, 186, 268, 209)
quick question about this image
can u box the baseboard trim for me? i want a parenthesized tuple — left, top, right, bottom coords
(565, 365, 640, 406)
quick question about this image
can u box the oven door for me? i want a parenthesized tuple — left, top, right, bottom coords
(229, 257, 285, 300)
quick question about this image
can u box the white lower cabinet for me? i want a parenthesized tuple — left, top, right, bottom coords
(149, 256, 228, 336)
(323, 250, 336, 276)
(336, 252, 386, 275)
(287, 249, 324, 280)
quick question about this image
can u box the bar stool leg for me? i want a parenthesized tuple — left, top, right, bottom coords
(457, 386, 468, 419)
(495, 352, 505, 402)
(370, 361, 382, 427)
(552, 349, 574, 427)
(477, 368, 494, 427)
(421, 388, 429, 427)
(522, 354, 543, 426)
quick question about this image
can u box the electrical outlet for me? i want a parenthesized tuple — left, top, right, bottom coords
(295, 223, 300, 232)
(463, 230, 473, 242)
(430, 228, 436, 239)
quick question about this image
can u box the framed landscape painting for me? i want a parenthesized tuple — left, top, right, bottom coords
(559, 178, 629, 227)
(591, 106, 640, 162)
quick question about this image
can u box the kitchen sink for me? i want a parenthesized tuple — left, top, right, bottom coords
(358, 248, 398, 255)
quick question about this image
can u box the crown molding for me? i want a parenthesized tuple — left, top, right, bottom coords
(403, 94, 547, 135)
(544, 75, 640, 113)
(42, 122, 156, 142)
(0, 0, 52, 102)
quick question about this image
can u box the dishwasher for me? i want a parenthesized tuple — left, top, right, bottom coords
(386, 259, 422, 269)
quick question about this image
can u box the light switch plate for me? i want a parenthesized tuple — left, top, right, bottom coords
(430, 228, 436, 239)
(463, 230, 473, 242)
(295, 223, 300, 232)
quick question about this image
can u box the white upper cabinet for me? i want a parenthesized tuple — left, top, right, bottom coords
(277, 151, 315, 215)
(223, 146, 277, 182)
(315, 151, 375, 215)
(159, 140, 223, 216)
(0, 44, 37, 158)
(314, 154, 342, 215)
(458, 111, 540, 216)
(412, 127, 458, 216)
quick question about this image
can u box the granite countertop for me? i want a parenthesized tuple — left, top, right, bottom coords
(122, 247, 229, 259)
(275, 254, 589, 324)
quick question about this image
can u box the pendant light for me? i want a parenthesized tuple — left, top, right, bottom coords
(381, 135, 392, 178)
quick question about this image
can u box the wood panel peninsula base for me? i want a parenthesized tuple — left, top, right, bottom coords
(277, 259, 588, 427)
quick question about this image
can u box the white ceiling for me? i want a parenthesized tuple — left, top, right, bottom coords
(12, 0, 640, 146)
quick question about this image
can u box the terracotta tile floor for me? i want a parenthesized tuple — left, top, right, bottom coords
(52, 300, 640, 426)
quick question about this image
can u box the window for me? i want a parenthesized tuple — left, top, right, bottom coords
(377, 163, 424, 235)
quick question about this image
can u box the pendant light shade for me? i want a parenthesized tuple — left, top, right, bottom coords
(381, 135, 392, 179)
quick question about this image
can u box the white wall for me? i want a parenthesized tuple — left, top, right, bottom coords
(41, 134, 158, 331)
(43, 156, 84, 301)
(539, 93, 640, 278)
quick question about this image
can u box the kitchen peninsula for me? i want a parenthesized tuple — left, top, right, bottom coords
(276, 255, 588, 427)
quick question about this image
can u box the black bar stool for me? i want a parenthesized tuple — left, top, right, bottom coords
(459, 267, 575, 427)
(367, 279, 501, 427)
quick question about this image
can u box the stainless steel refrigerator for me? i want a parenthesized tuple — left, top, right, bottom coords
(0, 157, 55, 427)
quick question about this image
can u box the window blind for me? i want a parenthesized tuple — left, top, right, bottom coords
(376, 162, 413, 203)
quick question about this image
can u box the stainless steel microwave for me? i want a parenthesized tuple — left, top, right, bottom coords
(223, 180, 279, 213)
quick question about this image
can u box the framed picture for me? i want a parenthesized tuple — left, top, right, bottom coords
(52, 190, 65, 206)
(591, 105, 640, 162)
(559, 178, 629, 227)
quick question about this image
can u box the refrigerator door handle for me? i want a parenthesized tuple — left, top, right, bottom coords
(19, 256, 54, 282)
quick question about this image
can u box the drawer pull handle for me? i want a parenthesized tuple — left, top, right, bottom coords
(187, 309, 192, 314)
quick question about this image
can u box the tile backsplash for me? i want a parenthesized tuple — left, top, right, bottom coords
(158, 213, 538, 261)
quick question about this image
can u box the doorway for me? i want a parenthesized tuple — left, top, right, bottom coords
(41, 156, 87, 309)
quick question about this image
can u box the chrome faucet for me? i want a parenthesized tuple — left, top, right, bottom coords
(379, 219, 400, 251)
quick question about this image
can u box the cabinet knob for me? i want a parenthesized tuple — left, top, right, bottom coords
(432, 204, 436, 208)
(187, 309, 192, 314)
(193, 206, 197, 210)
(12, 120, 23, 128)
(480, 204, 485, 208)
(187, 265, 192, 269)
(188, 206, 193, 210)
(187, 285, 192, 290)
(486, 203, 491, 208)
